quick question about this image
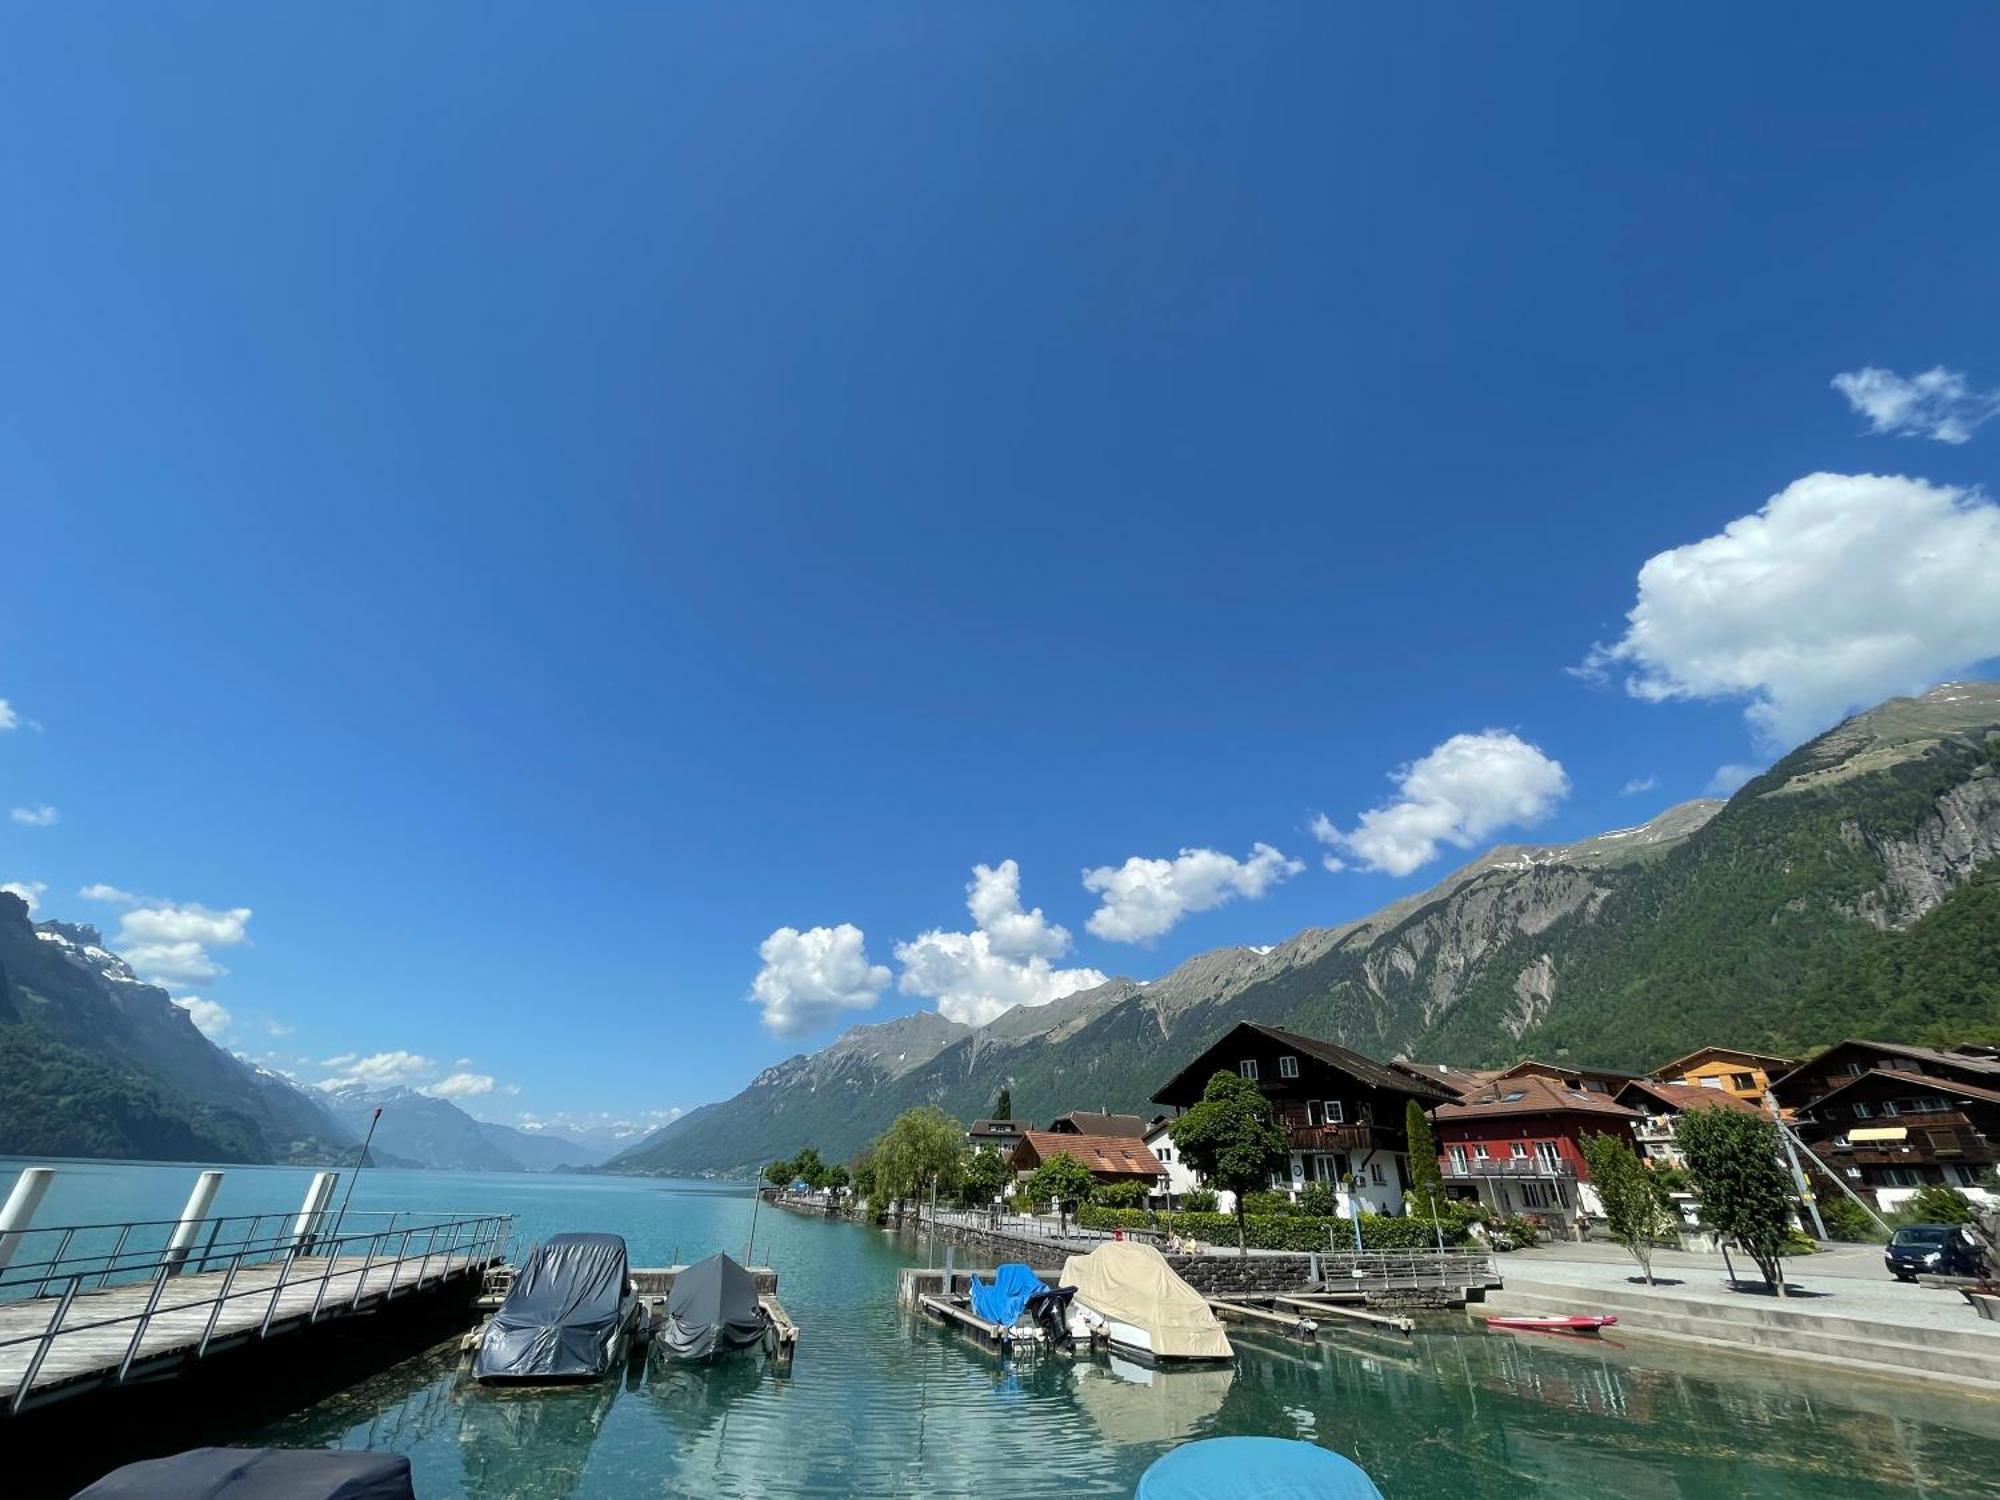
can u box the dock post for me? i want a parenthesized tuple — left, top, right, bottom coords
(161, 1171, 225, 1276)
(290, 1172, 339, 1257)
(0, 1166, 55, 1276)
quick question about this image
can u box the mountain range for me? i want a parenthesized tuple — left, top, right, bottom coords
(604, 682, 2000, 1177)
(0, 904, 607, 1171)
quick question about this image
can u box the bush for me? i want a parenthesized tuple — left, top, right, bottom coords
(1895, 1184, 1979, 1226)
(1295, 1182, 1340, 1217)
(1240, 1190, 1297, 1216)
(1484, 1214, 1541, 1251)
(1816, 1193, 1884, 1243)
(1095, 1180, 1150, 1210)
(1780, 1227, 1817, 1256)
(1075, 1203, 1477, 1251)
(1180, 1188, 1219, 1213)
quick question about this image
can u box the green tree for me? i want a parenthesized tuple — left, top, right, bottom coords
(871, 1106, 967, 1223)
(1096, 1180, 1150, 1210)
(1897, 1183, 1978, 1225)
(1168, 1071, 1290, 1255)
(1580, 1132, 1679, 1285)
(1679, 1106, 1798, 1295)
(1405, 1099, 1444, 1204)
(763, 1158, 795, 1188)
(1024, 1153, 1098, 1236)
(820, 1163, 850, 1201)
(993, 1087, 1012, 1122)
(961, 1145, 1012, 1207)
(851, 1155, 879, 1214)
(792, 1147, 826, 1189)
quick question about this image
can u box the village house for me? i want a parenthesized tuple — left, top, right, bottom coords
(1650, 1045, 1797, 1116)
(1150, 1021, 1453, 1215)
(1770, 1039, 2000, 1212)
(1430, 1071, 1642, 1226)
(1047, 1108, 1149, 1138)
(1613, 1078, 1761, 1168)
(1009, 1130, 1163, 1192)
(1142, 1114, 1207, 1207)
(965, 1117, 1025, 1155)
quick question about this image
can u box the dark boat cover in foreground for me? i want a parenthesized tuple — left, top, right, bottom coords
(473, 1231, 633, 1381)
(73, 1448, 415, 1500)
(659, 1251, 766, 1360)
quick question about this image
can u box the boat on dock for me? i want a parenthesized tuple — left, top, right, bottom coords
(657, 1252, 769, 1362)
(73, 1447, 417, 1500)
(472, 1233, 643, 1383)
(1059, 1242, 1233, 1364)
(918, 1261, 1077, 1353)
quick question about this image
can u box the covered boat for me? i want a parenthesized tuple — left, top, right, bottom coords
(658, 1251, 769, 1361)
(473, 1231, 640, 1382)
(73, 1448, 415, 1500)
(1059, 1241, 1232, 1362)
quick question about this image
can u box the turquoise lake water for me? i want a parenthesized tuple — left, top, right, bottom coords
(9, 1158, 2000, 1498)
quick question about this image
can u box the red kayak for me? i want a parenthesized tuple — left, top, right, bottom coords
(1485, 1314, 1617, 1335)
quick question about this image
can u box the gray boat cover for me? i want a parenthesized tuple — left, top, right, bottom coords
(473, 1232, 632, 1381)
(73, 1447, 415, 1500)
(660, 1252, 767, 1360)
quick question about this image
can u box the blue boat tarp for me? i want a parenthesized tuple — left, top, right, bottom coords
(969, 1262, 1047, 1326)
(1136, 1437, 1382, 1500)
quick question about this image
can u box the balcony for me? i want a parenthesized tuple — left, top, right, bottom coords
(1286, 1122, 1376, 1154)
(1445, 1158, 1576, 1180)
(1633, 1119, 1677, 1143)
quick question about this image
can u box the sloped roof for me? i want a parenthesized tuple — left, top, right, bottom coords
(1651, 1045, 1798, 1077)
(1616, 1079, 1761, 1116)
(1496, 1058, 1642, 1086)
(1388, 1060, 1505, 1098)
(1151, 1022, 1453, 1106)
(1799, 1068, 2000, 1114)
(968, 1118, 1023, 1133)
(1434, 1072, 1642, 1123)
(1013, 1130, 1164, 1178)
(1772, 1038, 2000, 1096)
(1050, 1110, 1149, 1137)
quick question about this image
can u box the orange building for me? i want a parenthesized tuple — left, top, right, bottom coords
(1649, 1046, 1797, 1115)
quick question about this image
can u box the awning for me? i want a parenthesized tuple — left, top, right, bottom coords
(1849, 1126, 1908, 1141)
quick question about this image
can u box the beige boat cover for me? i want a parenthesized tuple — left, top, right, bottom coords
(1059, 1242, 1233, 1360)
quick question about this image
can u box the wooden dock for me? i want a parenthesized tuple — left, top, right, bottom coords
(629, 1264, 797, 1366)
(0, 1212, 511, 1417)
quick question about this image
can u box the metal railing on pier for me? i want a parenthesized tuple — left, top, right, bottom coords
(0, 1209, 512, 1415)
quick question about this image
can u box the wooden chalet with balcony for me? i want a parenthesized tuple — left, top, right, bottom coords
(1150, 1021, 1453, 1215)
(1771, 1039, 2000, 1212)
(1431, 1072, 1643, 1226)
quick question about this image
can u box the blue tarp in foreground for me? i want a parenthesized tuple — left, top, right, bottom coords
(1136, 1437, 1382, 1500)
(969, 1262, 1046, 1325)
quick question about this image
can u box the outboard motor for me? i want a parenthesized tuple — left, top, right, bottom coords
(1026, 1285, 1077, 1350)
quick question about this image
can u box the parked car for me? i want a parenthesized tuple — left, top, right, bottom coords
(1885, 1223, 1989, 1281)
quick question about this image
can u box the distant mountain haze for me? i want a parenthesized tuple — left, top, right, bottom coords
(605, 683, 2000, 1177)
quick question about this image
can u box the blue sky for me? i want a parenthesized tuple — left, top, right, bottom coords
(5, 6, 2000, 1136)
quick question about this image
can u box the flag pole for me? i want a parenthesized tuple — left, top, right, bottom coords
(330, 1107, 382, 1245)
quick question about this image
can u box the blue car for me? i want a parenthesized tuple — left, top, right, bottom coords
(1885, 1223, 1988, 1281)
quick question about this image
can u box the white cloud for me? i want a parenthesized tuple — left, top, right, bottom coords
(750, 923, 891, 1037)
(317, 1049, 436, 1089)
(895, 861, 1107, 1027)
(1620, 775, 1659, 796)
(966, 860, 1072, 959)
(1832, 366, 2000, 445)
(114, 901, 252, 988)
(173, 996, 232, 1040)
(0, 700, 16, 732)
(1314, 731, 1571, 877)
(1707, 763, 1759, 796)
(80, 883, 139, 905)
(3, 880, 48, 912)
(1082, 843, 1303, 943)
(423, 1072, 516, 1100)
(263, 1019, 294, 1037)
(1581, 472, 2000, 749)
(10, 805, 57, 828)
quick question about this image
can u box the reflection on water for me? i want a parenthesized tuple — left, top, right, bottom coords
(33, 1163, 1995, 1499)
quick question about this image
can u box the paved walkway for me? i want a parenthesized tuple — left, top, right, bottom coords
(1503, 1242, 1997, 1338)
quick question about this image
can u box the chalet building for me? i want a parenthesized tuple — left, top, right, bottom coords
(1143, 1115, 1205, 1206)
(1431, 1073, 1642, 1225)
(1770, 1040, 2000, 1212)
(1494, 1058, 1640, 1095)
(1009, 1130, 1163, 1191)
(966, 1118, 1025, 1155)
(1047, 1109, 1148, 1138)
(1386, 1060, 1502, 1098)
(1150, 1021, 1453, 1215)
(1650, 1046, 1797, 1115)
(1614, 1078, 1760, 1168)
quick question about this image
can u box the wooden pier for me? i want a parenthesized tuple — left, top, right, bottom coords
(0, 1181, 510, 1418)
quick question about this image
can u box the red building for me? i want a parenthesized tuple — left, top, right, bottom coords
(1430, 1072, 1641, 1227)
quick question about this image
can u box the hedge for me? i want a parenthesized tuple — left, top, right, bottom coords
(1076, 1204, 1476, 1251)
